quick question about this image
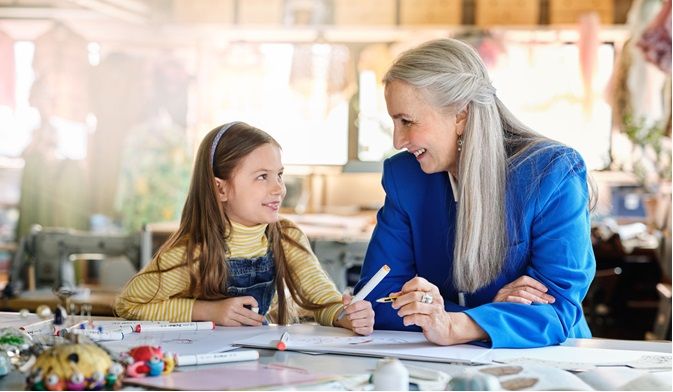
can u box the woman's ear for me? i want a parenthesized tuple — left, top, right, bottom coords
(214, 178, 228, 202)
(455, 108, 468, 136)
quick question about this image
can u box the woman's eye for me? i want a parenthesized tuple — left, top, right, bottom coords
(401, 119, 413, 126)
(257, 174, 267, 180)
(277, 172, 283, 180)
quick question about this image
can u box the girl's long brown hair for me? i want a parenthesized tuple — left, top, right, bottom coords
(121, 122, 337, 324)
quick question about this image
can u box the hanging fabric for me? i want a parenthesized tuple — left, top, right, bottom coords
(638, 0, 672, 73)
(0, 29, 15, 109)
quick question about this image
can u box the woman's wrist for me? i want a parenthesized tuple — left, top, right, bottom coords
(449, 312, 488, 343)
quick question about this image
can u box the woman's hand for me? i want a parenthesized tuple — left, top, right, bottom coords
(334, 293, 375, 336)
(493, 275, 556, 305)
(193, 296, 265, 327)
(391, 277, 486, 345)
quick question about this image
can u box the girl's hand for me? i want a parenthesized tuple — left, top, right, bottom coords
(493, 275, 556, 305)
(194, 296, 264, 327)
(335, 293, 374, 336)
(391, 277, 486, 345)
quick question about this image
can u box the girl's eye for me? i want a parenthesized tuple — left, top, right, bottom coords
(257, 174, 267, 180)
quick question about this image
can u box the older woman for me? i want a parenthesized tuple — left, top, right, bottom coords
(354, 38, 595, 348)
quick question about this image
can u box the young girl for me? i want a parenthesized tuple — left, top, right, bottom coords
(115, 122, 374, 335)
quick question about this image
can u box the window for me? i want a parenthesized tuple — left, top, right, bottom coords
(357, 38, 616, 170)
(205, 43, 350, 165)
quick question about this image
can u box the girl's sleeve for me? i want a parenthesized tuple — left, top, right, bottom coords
(465, 152, 596, 348)
(114, 247, 196, 322)
(283, 229, 344, 326)
(354, 158, 420, 331)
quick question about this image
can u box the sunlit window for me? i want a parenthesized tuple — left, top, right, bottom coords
(491, 42, 614, 170)
(206, 43, 350, 165)
(0, 41, 37, 157)
(0, 40, 92, 160)
(357, 40, 616, 171)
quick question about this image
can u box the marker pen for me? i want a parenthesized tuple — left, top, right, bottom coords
(68, 329, 125, 341)
(175, 350, 259, 366)
(276, 331, 290, 351)
(134, 321, 215, 333)
(338, 264, 390, 320)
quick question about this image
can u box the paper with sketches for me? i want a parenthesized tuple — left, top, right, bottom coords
(101, 325, 266, 356)
(123, 361, 336, 390)
(577, 367, 672, 391)
(234, 324, 491, 364)
(623, 354, 672, 369)
(488, 345, 673, 371)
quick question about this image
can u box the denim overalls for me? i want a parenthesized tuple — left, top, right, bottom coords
(222, 249, 276, 315)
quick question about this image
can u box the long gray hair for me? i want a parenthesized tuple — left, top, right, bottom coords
(383, 38, 554, 292)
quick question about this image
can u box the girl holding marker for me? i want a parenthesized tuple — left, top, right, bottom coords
(115, 122, 374, 335)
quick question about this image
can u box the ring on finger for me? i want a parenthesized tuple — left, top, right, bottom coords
(420, 292, 433, 304)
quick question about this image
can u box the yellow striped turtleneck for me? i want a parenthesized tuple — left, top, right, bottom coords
(115, 220, 343, 326)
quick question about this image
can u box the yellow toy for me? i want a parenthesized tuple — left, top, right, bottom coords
(26, 343, 124, 391)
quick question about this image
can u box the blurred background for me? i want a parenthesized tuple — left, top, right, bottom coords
(0, 0, 670, 341)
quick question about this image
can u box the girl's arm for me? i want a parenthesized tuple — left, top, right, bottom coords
(282, 227, 344, 326)
(114, 246, 195, 322)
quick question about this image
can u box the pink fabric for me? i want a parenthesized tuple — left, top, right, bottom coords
(578, 13, 600, 115)
(0, 29, 15, 108)
(638, 0, 672, 73)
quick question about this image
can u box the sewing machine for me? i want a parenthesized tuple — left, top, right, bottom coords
(8, 225, 151, 292)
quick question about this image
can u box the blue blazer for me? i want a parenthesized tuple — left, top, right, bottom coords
(355, 145, 595, 348)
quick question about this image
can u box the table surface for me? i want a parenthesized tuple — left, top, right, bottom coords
(0, 328, 670, 391)
(1, 288, 116, 316)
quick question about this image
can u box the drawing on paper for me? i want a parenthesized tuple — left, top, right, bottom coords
(285, 335, 411, 346)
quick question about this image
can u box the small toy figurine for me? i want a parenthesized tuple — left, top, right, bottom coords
(26, 343, 124, 390)
(0, 352, 10, 378)
(125, 346, 173, 378)
(0, 327, 31, 378)
(104, 363, 124, 389)
(65, 371, 86, 390)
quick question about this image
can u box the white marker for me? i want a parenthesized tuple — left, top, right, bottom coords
(134, 321, 214, 333)
(20, 319, 54, 336)
(337, 264, 390, 320)
(69, 329, 124, 341)
(100, 321, 169, 333)
(175, 350, 259, 366)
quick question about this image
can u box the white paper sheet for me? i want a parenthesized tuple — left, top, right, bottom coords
(234, 324, 492, 364)
(487, 345, 673, 371)
(577, 367, 672, 391)
(100, 325, 267, 356)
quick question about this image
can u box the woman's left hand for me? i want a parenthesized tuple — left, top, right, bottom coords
(391, 277, 486, 345)
(335, 293, 375, 336)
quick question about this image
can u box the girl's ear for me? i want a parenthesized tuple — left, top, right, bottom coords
(214, 178, 228, 202)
